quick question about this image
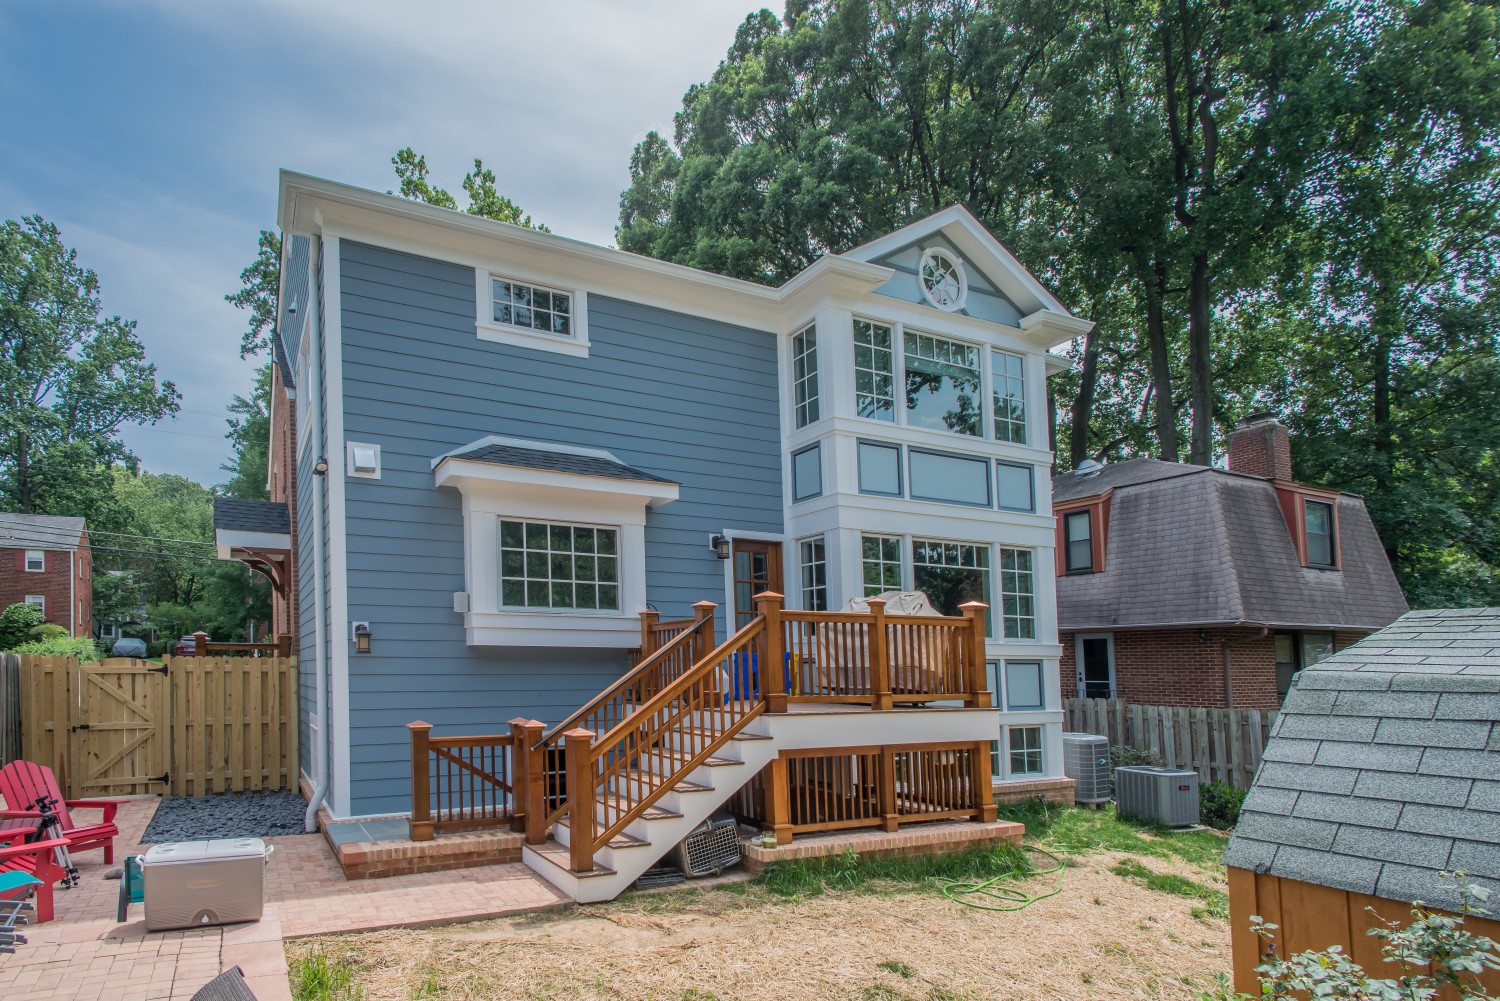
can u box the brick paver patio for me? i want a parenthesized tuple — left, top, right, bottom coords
(0, 797, 567, 999)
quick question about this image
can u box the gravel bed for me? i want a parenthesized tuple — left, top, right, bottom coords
(141, 791, 309, 843)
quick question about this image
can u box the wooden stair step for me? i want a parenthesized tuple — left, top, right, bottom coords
(595, 792, 682, 821)
(554, 819, 652, 851)
(619, 770, 711, 794)
(653, 750, 742, 768)
(528, 839, 615, 878)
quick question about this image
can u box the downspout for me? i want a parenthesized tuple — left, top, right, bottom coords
(304, 242, 332, 834)
(1221, 626, 1269, 710)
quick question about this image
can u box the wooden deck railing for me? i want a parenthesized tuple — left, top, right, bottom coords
(193, 632, 292, 658)
(407, 722, 521, 841)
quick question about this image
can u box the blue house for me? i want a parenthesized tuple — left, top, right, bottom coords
(219, 171, 1089, 898)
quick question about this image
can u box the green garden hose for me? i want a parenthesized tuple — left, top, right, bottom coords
(936, 845, 1067, 911)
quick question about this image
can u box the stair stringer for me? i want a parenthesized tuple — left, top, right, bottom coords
(522, 732, 781, 903)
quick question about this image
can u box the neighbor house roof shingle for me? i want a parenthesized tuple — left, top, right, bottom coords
(1053, 459, 1408, 631)
(212, 498, 291, 535)
(1223, 608, 1500, 912)
(0, 512, 87, 551)
(444, 442, 675, 484)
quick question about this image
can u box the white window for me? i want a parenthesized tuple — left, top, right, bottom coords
(791, 444, 822, 502)
(792, 324, 819, 428)
(903, 331, 980, 436)
(500, 520, 619, 611)
(475, 272, 589, 357)
(799, 537, 828, 611)
(852, 318, 895, 421)
(1004, 660, 1045, 710)
(918, 248, 968, 312)
(992, 350, 1027, 444)
(912, 539, 991, 633)
(25, 595, 45, 614)
(857, 441, 902, 496)
(998, 547, 1036, 640)
(24, 550, 45, 572)
(861, 534, 903, 597)
(996, 462, 1034, 512)
(1008, 725, 1044, 776)
(909, 449, 990, 506)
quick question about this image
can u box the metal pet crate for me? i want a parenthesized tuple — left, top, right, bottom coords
(670, 813, 741, 877)
(1061, 732, 1112, 804)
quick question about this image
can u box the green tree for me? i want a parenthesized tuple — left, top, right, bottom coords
(0, 216, 180, 517)
(221, 363, 271, 500)
(225, 229, 281, 360)
(391, 148, 549, 230)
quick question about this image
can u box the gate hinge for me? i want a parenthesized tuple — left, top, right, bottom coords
(152, 772, 170, 785)
(149, 663, 169, 675)
(70, 723, 90, 732)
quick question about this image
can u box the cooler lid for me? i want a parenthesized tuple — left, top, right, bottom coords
(203, 837, 268, 861)
(142, 841, 210, 865)
(142, 837, 267, 865)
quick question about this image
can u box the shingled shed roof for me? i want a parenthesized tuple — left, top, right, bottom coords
(442, 441, 675, 485)
(1052, 459, 1408, 631)
(1224, 608, 1500, 913)
(213, 498, 291, 535)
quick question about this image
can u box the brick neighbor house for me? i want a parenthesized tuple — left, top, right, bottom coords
(0, 513, 93, 638)
(1052, 415, 1408, 709)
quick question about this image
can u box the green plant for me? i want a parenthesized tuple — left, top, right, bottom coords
(290, 949, 364, 1001)
(0, 602, 46, 650)
(1111, 859, 1229, 920)
(759, 842, 1031, 898)
(8, 635, 103, 661)
(1111, 745, 1163, 769)
(1199, 879, 1500, 1000)
(879, 961, 914, 979)
(1199, 781, 1247, 831)
(32, 622, 69, 641)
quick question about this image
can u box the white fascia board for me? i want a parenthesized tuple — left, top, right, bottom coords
(215, 528, 292, 560)
(763, 706, 999, 748)
(431, 434, 634, 468)
(1042, 352, 1075, 377)
(434, 457, 679, 508)
(1020, 309, 1095, 349)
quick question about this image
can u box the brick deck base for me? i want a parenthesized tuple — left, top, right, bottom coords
(740, 819, 1025, 873)
(329, 826, 524, 880)
(992, 776, 1075, 806)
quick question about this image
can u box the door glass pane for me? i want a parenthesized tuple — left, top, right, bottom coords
(1080, 637, 1112, 699)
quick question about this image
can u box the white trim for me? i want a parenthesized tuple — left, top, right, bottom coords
(23, 549, 44, 572)
(918, 247, 968, 312)
(430, 434, 632, 468)
(1074, 632, 1117, 699)
(215, 528, 292, 560)
(321, 232, 354, 819)
(473, 268, 591, 358)
(434, 456, 679, 509)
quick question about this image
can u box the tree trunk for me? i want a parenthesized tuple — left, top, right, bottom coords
(15, 430, 33, 511)
(1187, 251, 1214, 465)
(1144, 263, 1179, 462)
(1069, 323, 1101, 468)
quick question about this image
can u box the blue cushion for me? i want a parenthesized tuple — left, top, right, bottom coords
(0, 871, 41, 894)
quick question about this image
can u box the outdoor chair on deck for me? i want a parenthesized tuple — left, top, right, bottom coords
(0, 837, 71, 924)
(0, 761, 123, 865)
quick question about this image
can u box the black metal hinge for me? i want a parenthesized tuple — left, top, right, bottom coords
(149, 664, 169, 675)
(151, 772, 170, 785)
(69, 724, 90, 732)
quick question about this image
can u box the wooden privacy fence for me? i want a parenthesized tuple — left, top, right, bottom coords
(0, 653, 20, 767)
(1063, 698, 1277, 790)
(17, 654, 299, 799)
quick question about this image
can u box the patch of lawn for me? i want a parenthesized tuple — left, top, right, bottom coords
(1111, 858, 1229, 920)
(290, 949, 364, 1001)
(879, 960, 914, 978)
(997, 800, 1227, 873)
(758, 842, 1032, 897)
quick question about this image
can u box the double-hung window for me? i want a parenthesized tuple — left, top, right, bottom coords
(998, 547, 1036, 639)
(992, 350, 1026, 443)
(1305, 500, 1335, 567)
(1009, 726, 1044, 776)
(903, 331, 981, 436)
(792, 324, 820, 428)
(24, 550, 45, 572)
(799, 537, 828, 611)
(853, 319, 895, 421)
(1063, 511, 1094, 573)
(500, 520, 619, 611)
(861, 534, 903, 596)
(912, 539, 991, 632)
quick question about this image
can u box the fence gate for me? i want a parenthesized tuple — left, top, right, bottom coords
(72, 659, 171, 797)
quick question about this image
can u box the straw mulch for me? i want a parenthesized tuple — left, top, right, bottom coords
(287, 850, 1232, 1000)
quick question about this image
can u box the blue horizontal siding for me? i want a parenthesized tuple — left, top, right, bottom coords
(335, 239, 783, 816)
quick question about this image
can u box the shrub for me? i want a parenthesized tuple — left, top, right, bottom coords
(0, 602, 47, 650)
(32, 622, 69, 641)
(1111, 745, 1163, 769)
(9, 636, 105, 662)
(1199, 781, 1247, 830)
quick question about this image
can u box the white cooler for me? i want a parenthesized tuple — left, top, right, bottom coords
(141, 838, 272, 931)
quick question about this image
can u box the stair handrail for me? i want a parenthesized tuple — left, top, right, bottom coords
(568, 611, 771, 869)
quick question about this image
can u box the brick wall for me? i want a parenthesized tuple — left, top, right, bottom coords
(1227, 419, 1293, 480)
(0, 540, 91, 636)
(1061, 627, 1375, 709)
(268, 368, 298, 645)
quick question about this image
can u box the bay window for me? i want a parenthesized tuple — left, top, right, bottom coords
(912, 539, 991, 632)
(853, 319, 895, 421)
(903, 331, 980, 436)
(500, 521, 618, 611)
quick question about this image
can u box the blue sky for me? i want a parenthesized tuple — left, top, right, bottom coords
(0, 0, 757, 486)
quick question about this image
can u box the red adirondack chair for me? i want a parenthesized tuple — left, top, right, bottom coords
(0, 837, 71, 923)
(0, 762, 123, 865)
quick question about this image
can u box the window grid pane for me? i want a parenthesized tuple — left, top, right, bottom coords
(912, 538, 991, 633)
(992, 349, 1027, 443)
(500, 519, 619, 611)
(800, 537, 828, 611)
(999, 547, 1036, 639)
(492, 277, 572, 337)
(861, 534, 903, 597)
(793, 325, 820, 428)
(903, 331, 981, 436)
(1009, 725, 1043, 775)
(853, 319, 895, 421)
(1065, 511, 1093, 572)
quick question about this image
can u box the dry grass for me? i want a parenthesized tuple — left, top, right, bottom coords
(287, 846, 1232, 1000)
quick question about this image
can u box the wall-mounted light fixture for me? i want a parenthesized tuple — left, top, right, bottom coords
(709, 534, 731, 560)
(352, 621, 372, 654)
(313, 456, 330, 476)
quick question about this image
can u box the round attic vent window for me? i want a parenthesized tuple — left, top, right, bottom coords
(918, 248, 967, 312)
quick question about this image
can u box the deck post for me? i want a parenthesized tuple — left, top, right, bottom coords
(958, 603, 992, 708)
(522, 720, 549, 845)
(756, 591, 787, 712)
(971, 740, 998, 822)
(691, 601, 717, 663)
(407, 721, 434, 841)
(867, 598, 892, 711)
(766, 754, 793, 845)
(638, 610, 660, 658)
(506, 718, 534, 834)
(193, 631, 208, 658)
(878, 746, 898, 832)
(563, 728, 596, 872)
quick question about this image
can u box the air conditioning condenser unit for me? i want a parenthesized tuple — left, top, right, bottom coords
(1114, 766, 1199, 827)
(1061, 732, 1112, 804)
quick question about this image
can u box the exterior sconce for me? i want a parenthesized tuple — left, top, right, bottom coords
(710, 534, 731, 560)
(313, 457, 330, 476)
(353, 621, 372, 654)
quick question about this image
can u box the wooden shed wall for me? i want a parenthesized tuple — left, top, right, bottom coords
(1229, 867, 1500, 997)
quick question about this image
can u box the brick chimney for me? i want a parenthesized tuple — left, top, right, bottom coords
(1227, 412, 1293, 480)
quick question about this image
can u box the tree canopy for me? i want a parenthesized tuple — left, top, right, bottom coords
(618, 0, 1500, 607)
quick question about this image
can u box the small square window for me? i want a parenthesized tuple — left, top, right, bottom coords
(24, 550, 45, 572)
(1004, 661, 1045, 711)
(792, 444, 822, 502)
(492, 276, 572, 338)
(25, 595, 45, 614)
(857, 442, 902, 496)
(996, 462, 1033, 512)
(1009, 725, 1044, 776)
